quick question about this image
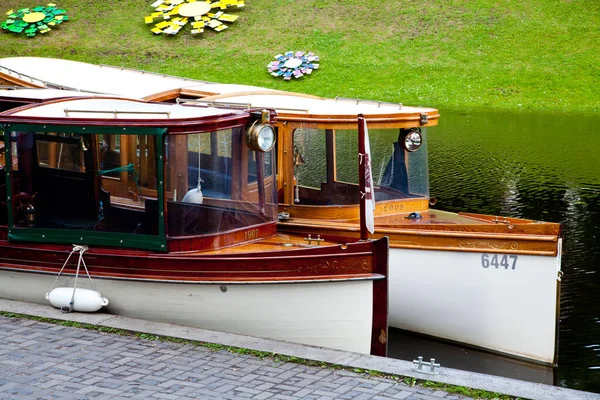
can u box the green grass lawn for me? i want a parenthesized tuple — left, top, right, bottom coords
(1, 0, 598, 112)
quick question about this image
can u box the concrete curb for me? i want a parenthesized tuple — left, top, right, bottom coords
(0, 299, 597, 400)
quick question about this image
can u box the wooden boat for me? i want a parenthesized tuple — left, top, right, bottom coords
(0, 57, 562, 365)
(194, 92, 562, 366)
(0, 93, 389, 356)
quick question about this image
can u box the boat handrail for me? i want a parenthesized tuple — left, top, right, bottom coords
(335, 96, 403, 109)
(99, 64, 212, 84)
(176, 97, 310, 113)
(0, 64, 47, 87)
(177, 97, 252, 109)
(64, 108, 171, 118)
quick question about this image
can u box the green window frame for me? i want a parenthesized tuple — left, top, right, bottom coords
(1, 123, 167, 252)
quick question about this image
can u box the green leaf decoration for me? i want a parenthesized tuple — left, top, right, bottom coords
(1, 3, 69, 37)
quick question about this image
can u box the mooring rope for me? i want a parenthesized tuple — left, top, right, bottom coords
(49, 245, 101, 313)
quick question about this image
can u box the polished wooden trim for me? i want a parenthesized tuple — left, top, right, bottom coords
(172, 134, 189, 200)
(143, 89, 183, 102)
(371, 236, 388, 357)
(0, 98, 252, 132)
(166, 222, 278, 252)
(0, 94, 43, 105)
(279, 198, 429, 220)
(278, 114, 440, 129)
(278, 220, 560, 256)
(0, 74, 44, 88)
(278, 207, 561, 235)
(199, 91, 439, 124)
(280, 124, 296, 206)
(0, 235, 385, 281)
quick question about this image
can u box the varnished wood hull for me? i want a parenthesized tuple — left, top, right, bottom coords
(0, 237, 389, 356)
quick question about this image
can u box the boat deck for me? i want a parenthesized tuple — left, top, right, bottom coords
(187, 232, 348, 255)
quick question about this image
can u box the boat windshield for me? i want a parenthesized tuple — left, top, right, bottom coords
(164, 127, 278, 237)
(292, 127, 429, 206)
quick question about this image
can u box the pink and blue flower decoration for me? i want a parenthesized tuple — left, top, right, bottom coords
(267, 51, 320, 81)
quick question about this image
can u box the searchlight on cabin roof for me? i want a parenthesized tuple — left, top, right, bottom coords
(246, 109, 275, 152)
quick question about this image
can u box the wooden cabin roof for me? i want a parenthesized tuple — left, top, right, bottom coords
(0, 57, 265, 98)
(0, 97, 251, 129)
(0, 57, 439, 121)
(197, 91, 438, 119)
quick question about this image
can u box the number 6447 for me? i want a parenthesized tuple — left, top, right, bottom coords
(481, 254, 518, 269)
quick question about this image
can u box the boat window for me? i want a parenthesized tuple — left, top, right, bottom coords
(340, 127, 430, 199)
(36, 134, 86, 172)
(97, 133, 158, 199)
(164, 127, 277, 238)
(134, 134, 157, 190)
(10, 130, 160, 237)
(98, 134, 121, 178)
(168, 130, 234, 201)
(404, 128, 429, 197)
(335, 129, 358, 184)
(292, 128, 326, 191)
(292, 127, 429, 205)
(0, 133, 7, 169)
(248, 147, 273, 183)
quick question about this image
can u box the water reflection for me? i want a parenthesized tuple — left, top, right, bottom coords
(423, 108, 600, 393)
(388, 328, 555, 385)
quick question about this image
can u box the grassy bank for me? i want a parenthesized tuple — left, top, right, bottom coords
(0, 0, 598, 112)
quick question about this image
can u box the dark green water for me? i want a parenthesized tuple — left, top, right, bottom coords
(425, 108, 599, 393)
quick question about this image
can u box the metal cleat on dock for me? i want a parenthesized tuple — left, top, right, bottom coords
(412, 356, 441, 375)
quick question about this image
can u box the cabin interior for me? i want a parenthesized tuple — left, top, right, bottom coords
(280, 126, 430, 214)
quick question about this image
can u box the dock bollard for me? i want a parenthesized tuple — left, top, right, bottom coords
(412, 356, 441, 375)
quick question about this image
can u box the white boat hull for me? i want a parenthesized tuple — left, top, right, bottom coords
(0, 270, 375, 354)
(388, 241, 561, 364)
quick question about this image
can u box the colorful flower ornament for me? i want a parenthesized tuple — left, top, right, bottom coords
(145, 0, 244, 36)
(1, 3, 68, 37)
(267, 52, 320, 81)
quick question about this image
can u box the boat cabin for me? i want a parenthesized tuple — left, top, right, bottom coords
(0, 60, 439, 223)
(0, 97, 278, 252)
(178, 92, 440, 223)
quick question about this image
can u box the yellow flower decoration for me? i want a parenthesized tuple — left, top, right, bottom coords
(145, 0, 244, 36)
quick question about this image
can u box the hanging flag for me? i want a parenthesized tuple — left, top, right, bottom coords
(363, 119, 376, 234)
(358, 115, 376, 238)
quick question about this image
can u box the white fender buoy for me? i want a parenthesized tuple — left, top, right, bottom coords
(182, 188, 203, 204)
(46, 287, 109, 312)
